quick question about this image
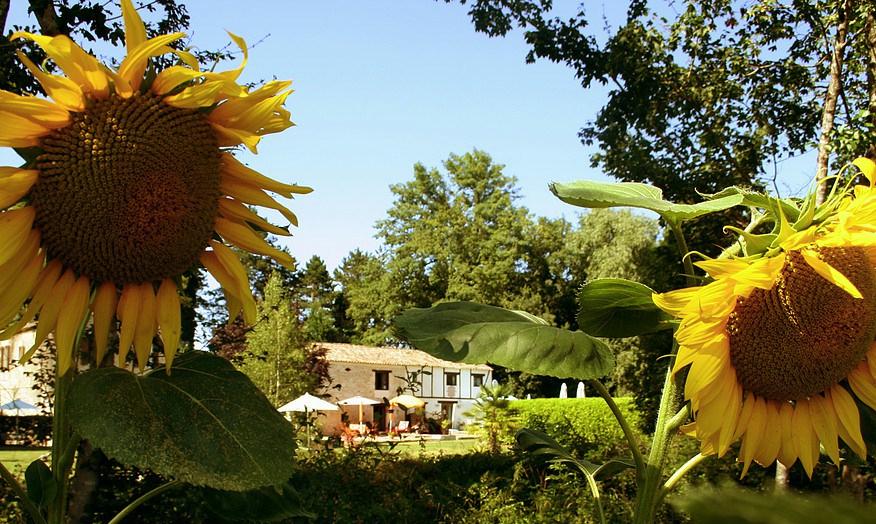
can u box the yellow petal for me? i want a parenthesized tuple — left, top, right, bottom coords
(92, 281, 118, 364)
(718, 382, 743, 456)
(156, 279, 181, 370)
(0, 168, 38, 209)
(214, 217, 295, 268)
(120, 0, 147, 53)
(55, 276, 91, 376)
(220, 152, 311, 200)
(0, 229, 41, 296)
(0, 89, 70, 127)
(15, 51, 84, 111)
(0, 112, 51, 146)
(801, 249, 862, 298)
(733, 393, 757, 442)
(117, 284, 141, 366)
(829, 385, 867, 459)
(11, 32, 109, 98)
(220, 177, 299, 225)
(152, 66, 206, 96)
(133, 283, 156, 372)
(753, 402, 781, 467)
(118, 32, 186, 91)
(200, 251, 248, 323)
(29, 269, 76, 355)
(810, 394, 840, 465)
(0, 207, 35, 266)
(211, 121, 262, 152)
(0, 251, 43, 329)
(693, 258, 750, 278)
(215, 31, 248, 82)
(792, 399, 819, 478)
(853, 157, 876, 187)
(849, 362, 876, 409)
(218, 198, 291, 235)
(777, 401, 797, 468)
(0, 259, 62, 341)
(209, 241, 257, 324)
(739, 396, 767, 477)
(163, 80, 228, 109)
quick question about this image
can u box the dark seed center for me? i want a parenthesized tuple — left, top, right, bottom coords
(33, 93, 220, 283)
(728, 248, 876, 400)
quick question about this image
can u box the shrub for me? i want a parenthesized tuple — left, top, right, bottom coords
(511, 397, 643, 460)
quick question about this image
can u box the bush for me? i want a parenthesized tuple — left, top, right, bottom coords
(511, 397, 643, 460)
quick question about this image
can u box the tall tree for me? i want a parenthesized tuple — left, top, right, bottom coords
(238, 272, 320, 406)
(448, 0, 876, 250)
(298, 255, 340, 342)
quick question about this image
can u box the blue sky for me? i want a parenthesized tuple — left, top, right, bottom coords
(2, 1, 817, 270)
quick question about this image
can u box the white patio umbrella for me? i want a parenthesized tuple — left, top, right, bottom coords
(576, 382, 586, 398)
(278, 393, 338, 446)
(559, 383, 568, 398)
(338, 395, 380, 424)
(1, 399, 39, 441)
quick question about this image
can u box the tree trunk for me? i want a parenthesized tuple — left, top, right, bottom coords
(867, 8, 876, 160)
(815, 0, 850, 205)
(27, 0, 67, 36)
(0, 0, 11, 35)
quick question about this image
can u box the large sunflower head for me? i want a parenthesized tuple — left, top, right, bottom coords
(654, 163, 876, 477)
(0, 0, 310, 375)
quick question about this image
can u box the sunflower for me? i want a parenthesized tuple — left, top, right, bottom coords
(0, 0, 309, 375)
(654, 162, 876, 477)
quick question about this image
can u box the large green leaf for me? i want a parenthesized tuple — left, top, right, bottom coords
(674, 485, 874, 524)
(68, 352, 295, 491)
(577, 279, 675, 338)
(393, 302, 613, 379)
(25, 459, 56, 509)
(550, 180, 744, 223)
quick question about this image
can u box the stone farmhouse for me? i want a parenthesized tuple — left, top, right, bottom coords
(315, 343, 493, 434)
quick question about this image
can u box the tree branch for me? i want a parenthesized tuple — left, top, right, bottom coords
(0, 0, 11, 36)
(815, 0, 850, 205)
(27, 0, 68, 36)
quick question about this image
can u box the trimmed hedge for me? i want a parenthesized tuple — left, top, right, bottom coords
(511, 397, 643, 460)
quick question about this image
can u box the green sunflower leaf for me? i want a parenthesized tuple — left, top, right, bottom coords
(393, 301, 614, 379)
(549, 180, 744, 223)
(68, 351, 295, 491)
(673, 484, 873, 524)
(24, 459, 57, 508)
(577, 279, 675, 337)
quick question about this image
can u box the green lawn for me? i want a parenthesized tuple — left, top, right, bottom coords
(369, 437, 480, 456)
(0, 449, 50, 478)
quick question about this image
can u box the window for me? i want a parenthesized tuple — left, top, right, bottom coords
(374, 370, 390, 390)
(445, 372, 459, 386)
(472, 374, 484, 388)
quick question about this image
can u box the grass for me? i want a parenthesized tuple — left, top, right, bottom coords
(0, 449, 50, 478)
(370, 437, 480, 456)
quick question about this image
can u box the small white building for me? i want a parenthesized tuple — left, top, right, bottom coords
(0, 328, 50, 415)
(315, 342, 492, 433)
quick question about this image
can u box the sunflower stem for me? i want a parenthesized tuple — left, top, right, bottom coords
(588, 380, 645, 474)
(632, 361, 681, 524)
(47, 318, 87, 524)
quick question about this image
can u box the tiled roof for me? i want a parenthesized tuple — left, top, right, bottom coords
(315, 342, 491, 371)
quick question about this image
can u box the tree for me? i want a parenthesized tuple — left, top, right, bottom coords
(298, 256, 340, 342)
(448, 0, 876, 251)
(238, 272, 320, 406)
(334, 249, 390, 344)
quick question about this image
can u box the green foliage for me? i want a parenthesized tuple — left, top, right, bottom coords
(516, 428, 634, 481)
(394, 301, 614, 380)
(512, 398, 643, 461)
(24, 459, 56, 510)
(465, 383, 520, 453)
(68, 351, 296, 491)
(239, 272, 316, 406)
(577, 279, 674, 338)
